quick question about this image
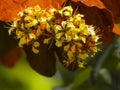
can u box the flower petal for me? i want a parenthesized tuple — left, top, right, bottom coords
(72, 0, 105, 9)
(101, 0, 120, 23)
(65, 0, 114, 45)
(0, 0, 65, 22)
(24, 36, 56, 77)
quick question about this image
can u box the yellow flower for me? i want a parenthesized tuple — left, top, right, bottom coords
(8, 5, 100, 69)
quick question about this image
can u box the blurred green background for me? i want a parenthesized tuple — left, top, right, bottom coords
(0, 53, 63, 90)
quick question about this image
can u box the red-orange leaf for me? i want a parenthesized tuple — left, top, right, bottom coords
(72, 0, 105, 9)
(0, 0, 65, 22)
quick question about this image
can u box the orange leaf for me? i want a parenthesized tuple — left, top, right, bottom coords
(72, 0, 105, 9)
(0, 0, 65, 22)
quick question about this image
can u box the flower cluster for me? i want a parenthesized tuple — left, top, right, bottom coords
(8, 5, 50, 53)
(44, 6, 100, 68)
(9, 5, 100, 68)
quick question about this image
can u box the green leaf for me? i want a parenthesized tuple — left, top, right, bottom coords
(99, 68, 112, 84)
(118, 24, 120, 28)
(91, 44, 113, 78)
(71, 66, 92, 90)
